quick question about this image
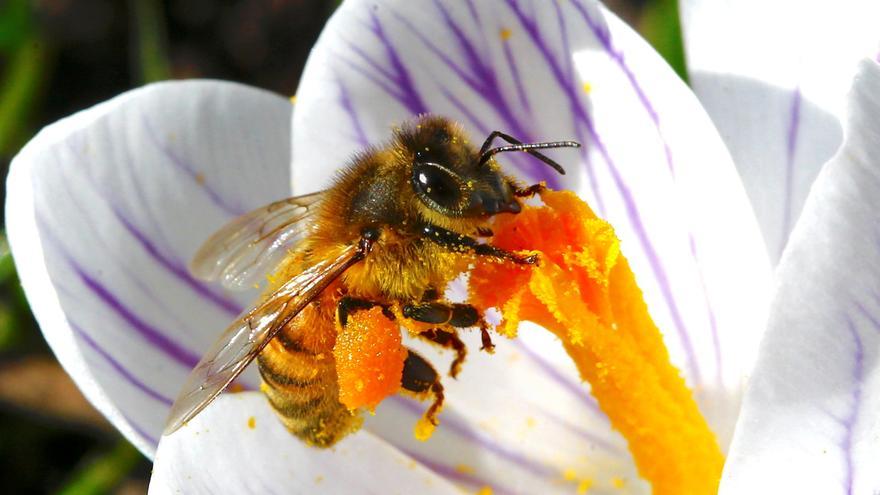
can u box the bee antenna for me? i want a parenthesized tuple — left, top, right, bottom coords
(477, 131, 580, 175)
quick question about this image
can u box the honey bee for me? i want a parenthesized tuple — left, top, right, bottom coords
(163, 115, 579, 447)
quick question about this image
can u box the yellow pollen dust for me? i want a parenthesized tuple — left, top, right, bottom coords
(582, 81, 593, 94)
(476, 487, 493, 495)
(247, 416, 256, 429)
(289, 94, 297, 103)
(414, 416, 436, 441)
(499, 27, 512, 40)
(469, 190, 724, 495)
(456, 464, 476, 475)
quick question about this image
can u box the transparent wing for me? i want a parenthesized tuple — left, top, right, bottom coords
(190, 190, 325, 290)
(164, 244, 362, 435)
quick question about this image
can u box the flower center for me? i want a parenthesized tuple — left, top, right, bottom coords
(469, 189, 723, 495)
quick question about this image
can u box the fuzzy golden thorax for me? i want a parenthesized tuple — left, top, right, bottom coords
(304, 115, 522, 301)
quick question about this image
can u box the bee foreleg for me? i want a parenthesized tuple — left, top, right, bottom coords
(401, 349, 445, 426)
(420, 223, 537, 264)
(416, 328, 467, 378)
(337, 296, 394, 327)
(513, 182, 545, 198)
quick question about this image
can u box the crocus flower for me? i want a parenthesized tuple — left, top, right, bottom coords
(6, 0, 880, 493)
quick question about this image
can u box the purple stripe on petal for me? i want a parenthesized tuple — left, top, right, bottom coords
(529, 403, 624, 454)
(74, 265, 200, 369)
(512, 341, 601, 414)
(141, 116, 245, 217)
(506, 1, 703, 381)
(856, 303, 880, 333)
(124, 413, 160, 447)
(401, 447, 517, 495)
(336, 77, 370, 148)
(840, 318, 864, 494)
(389, 396, 557, 479)
(689, 238, 723, 383)
(781, 87, 803, 256)
(500, 39, 532, 114)
(368, 12, 428, 115)
(112, 208, 242, 317)
(72, 322, 174, 406)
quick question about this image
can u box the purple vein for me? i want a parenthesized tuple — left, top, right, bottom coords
(367, 11, 428, 115)
(336, 76, 369, 148)
(505, 0, 605, 211)
(113, 208, 242, 317)
(74, 264, 200, 369)
(391, 2, 559, 187)
(507, 0, 701, 381)
(140, 116, 244, 217)
(389, 396, 556, 479)
(73, 322, 174, 406)
(781, 87, 803, 257)
(841, 319, 863, 495)
(568, 0, 726, 380)
(343, 43, 408, 100)
(513, 340, 601, 414)
(689, 238, 723, 382)
(401, 447, 517, 495)
(124, 413, 160, 447)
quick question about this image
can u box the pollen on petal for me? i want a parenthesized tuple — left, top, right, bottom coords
(499, 27, 512, 41)
(469, 190, 723, 495)
(414, 416, 436, 441)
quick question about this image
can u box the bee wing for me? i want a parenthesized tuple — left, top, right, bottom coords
(164, 244, 362, 435)
(190, 190, 325, 290)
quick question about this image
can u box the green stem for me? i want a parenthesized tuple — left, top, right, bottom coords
(639, 0, 689, 83)
(131, 0, 171, 83)
(0, 34, 49, 155)
(57, 440, 143, 495)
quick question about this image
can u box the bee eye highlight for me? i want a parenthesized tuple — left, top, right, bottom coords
(412, 162, 464, 214)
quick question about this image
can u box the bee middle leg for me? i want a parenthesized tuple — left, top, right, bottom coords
(403, 301, 494, 353)
(417, 328, 467, 378)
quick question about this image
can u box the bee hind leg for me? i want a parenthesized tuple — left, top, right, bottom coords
(417, 328, 467, 378)
(401, 349, 445, 426)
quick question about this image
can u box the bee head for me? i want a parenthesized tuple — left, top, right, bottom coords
(397, 115, 578, 219)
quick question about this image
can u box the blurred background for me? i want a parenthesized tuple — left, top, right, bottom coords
(0, 0, 684, 493)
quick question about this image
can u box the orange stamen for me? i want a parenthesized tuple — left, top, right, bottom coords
(469, 190, 723, 494)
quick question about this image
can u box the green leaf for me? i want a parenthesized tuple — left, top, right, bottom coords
(639, 0, 689, 83)
(57, 440, 144, 495)
(0, 0, 33, 51)
(131, 0, 171, 83)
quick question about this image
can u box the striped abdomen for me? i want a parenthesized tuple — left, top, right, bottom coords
(257, 294, 363, 447)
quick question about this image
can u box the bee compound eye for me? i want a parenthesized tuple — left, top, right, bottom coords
(412, 162, 463, 212)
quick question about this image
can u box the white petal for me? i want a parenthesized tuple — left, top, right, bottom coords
(720, 59, 880, 495)
(365, 328, 646, 494)
(149, 392, 457, 494)
(5, 81, 292, 457)
(292, 0, 771, 486)
(680, 0, 880, 261)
